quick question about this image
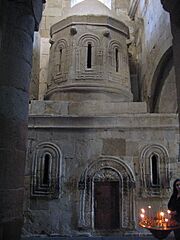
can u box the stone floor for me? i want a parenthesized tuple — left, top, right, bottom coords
(21, 234, 175, 240)
(21, 238, 175, 240)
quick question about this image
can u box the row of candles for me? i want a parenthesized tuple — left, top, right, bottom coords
(139, 206, 177, 228)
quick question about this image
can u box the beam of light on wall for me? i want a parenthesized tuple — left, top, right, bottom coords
(71, 0, 111, 9)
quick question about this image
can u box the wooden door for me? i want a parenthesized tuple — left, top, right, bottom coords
(94, 181, 119, 229)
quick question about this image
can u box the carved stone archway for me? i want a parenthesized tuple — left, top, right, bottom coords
(78, 156, 135, 232)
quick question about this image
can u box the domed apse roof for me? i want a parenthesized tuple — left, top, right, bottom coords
(65, 0, 117, 18)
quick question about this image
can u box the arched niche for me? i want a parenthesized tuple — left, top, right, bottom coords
(76, 34, 102, 78)
(31, 142, 62, 199)
(49, 39, 69, 84)
(78, 156, 135, 232)
(140, 144, 170, 197)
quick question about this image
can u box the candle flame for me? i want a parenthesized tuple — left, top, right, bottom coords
(139, 207, 177, 228)
(141, 208, 145, 213)
(160, 212, 164, 217)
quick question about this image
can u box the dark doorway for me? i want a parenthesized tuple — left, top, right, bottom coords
(94, 181, 120, 229)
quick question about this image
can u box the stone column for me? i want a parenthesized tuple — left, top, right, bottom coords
(161, 0, 180, 160)
(0, 1, 44, 239)
(161, 0, 180, 115)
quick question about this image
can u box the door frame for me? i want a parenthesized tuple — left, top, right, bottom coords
(78, 156, 135, 232)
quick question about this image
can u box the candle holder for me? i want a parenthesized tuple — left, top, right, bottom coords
(139, 208, 180, 239)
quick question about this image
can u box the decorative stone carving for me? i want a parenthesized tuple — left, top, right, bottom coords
(45, 6, 132, 102)
(31, 142, 62, 198)
(78, 156, 135, 231)
(103, 30, 110, 37)
(140, 144, 170, 197)
(70, 27, 77, 35)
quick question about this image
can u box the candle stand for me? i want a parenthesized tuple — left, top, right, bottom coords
(139, 208, 180, 239)
(139, 221, 180, 239)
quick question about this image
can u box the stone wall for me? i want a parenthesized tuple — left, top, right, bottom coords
(24, 1, 180, 236)
(23, 102, 179, 236)
(130, 0, 174, 111)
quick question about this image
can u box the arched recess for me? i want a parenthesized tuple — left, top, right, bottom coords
(108, 40, 129, 86)
(31, 142, 62, 199)
(149, 46, 177, 113)
(78, 156, 135, 232)
(76, 34, 102, 79)
(140, 144, 170, 197)
(51, 39, 69, 81)
(108, 40, 123, 73)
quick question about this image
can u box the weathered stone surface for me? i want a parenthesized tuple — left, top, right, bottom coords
(102, 138, 126, 155)
(21, 0, 180, 238)
(29, 100, 147, 115)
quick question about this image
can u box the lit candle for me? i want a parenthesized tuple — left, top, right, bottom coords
(160, 211, 165, 220)
(148, 205, 152, 219)
(141, 208, 145, 214)
(163, 218, 168, 228)
(167, 210, 171, 220)
(157, 211, 160, 220)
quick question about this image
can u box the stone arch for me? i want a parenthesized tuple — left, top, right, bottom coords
(140, 144, 170, 197)
(53, 39, 69, 78)
(109, 40, 122, 70)
(76, 34, 102, 77)
(31, 142, 62, 198)
(77, 34, 101, 47)
(108, 40, 129, 85)
(149, 46, 177, 113)
(78, 156, 135, 231)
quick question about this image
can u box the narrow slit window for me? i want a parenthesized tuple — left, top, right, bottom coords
(59, 48, 63, 72)
(115, 48, 119, 72)
(87, 43, 92, 69)
(43, 154, 50, 185)
(151, 154, 159, 186)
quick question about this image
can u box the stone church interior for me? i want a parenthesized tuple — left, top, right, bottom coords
(0, 0, 180, 239)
